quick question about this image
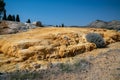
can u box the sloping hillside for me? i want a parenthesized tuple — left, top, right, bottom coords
(88, 20, 120, 30)
(0, 27, 119, 72)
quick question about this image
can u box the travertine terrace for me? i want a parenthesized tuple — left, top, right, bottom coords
(0, 27, 119, 72)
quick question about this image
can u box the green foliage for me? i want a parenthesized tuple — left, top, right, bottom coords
(7, 14, 13, 21)
(56, 25, 58, 27)
(6, 14, 16, 21)
(61, 23, 64, 27)
(0, 0, 21, 22)
(74, 59, 90, 70)
(2, 9, 6, 20)
(3, 71, 42, 80)
(16, 14, 20, 22)
(0, 0, 5, 20)
(12, 15, 15, 21)
(26, 19, 31, 23)
(59, 63, 72, 72)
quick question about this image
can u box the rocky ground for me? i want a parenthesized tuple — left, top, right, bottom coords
(0, 42, 120, 80)
(0, 21, 38, 35)
(0, 27, 120, 80)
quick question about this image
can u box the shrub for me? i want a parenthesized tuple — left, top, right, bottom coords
(74, 59, 91, 70)
(26, 19, 31, 23)
(58, 63, 72, 72)
(85, 33, 106, 48)
(36, 21, 43, 27)
(1, 70, 42, 80)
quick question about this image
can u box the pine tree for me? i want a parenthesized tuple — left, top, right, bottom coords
(16, 14, 20, 22)
(0, 0, 6, 20)
(12, 15, 15, 21)
(2, 10, 6, 20)
(61, 23, 64, 27)
(7, 14, 13, 21)
(26, 19, 31, 23)
(56, 25, 58, 27)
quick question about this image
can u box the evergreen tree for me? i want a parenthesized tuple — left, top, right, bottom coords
(16, 14, 20, 22)
(0, 0, 5, 20)
(56, 25, 58, 27)
(7, 14, 13, 21)
(26, 19, 31, 23)
(12, 15, 15, 21)
(2, 9, 6, 20)
(61, 23, 64, 27)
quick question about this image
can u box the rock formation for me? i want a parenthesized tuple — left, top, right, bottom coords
(0, 28, 119, 61)
(0, 21, 38, 35)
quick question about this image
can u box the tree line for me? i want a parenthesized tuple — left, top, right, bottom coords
(0, 0, 5, 20)
(0, 0, 20, 22)
(3, 11, 20, 22)
(0, 0, 33, 23)
(0, 0, 64, 27)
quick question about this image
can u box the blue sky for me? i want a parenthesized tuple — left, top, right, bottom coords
(4, 0, 120, 26)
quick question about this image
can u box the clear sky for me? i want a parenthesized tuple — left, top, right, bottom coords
(4, 0, 120, 26)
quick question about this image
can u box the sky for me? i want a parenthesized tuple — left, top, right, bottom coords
(4, 0, 120, 26)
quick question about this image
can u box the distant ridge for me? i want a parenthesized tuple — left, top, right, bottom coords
(88, 20, 120, 31)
